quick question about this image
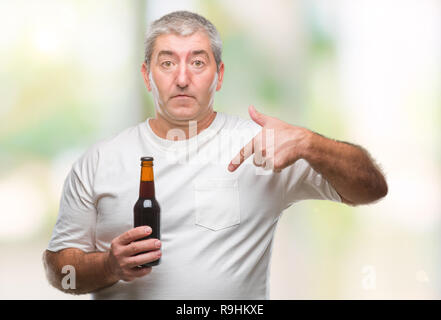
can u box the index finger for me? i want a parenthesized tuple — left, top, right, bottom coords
(117, 226, 152, 245)
(228, 137, 255, 172)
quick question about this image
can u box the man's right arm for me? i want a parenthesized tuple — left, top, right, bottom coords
(43, 226, 161, 295)
(43, 248, 120, 295)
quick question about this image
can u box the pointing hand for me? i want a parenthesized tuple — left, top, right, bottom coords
(228, 105, 311, 173)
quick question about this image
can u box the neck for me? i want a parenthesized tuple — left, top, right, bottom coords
(149, 109, 217, 140)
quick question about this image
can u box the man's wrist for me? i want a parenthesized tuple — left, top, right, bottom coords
(298, 127, 316, 161)
(102, 251, 120, 284)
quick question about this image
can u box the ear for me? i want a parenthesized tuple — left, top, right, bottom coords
(215, 61, 224, 91)
(141, 62, 152, 92)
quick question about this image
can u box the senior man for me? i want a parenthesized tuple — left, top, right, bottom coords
(43, 11, 387, 299)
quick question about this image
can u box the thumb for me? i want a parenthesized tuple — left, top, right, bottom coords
(248, 105, 268, 126)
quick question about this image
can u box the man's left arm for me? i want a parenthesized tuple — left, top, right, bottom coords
(228, 105, 388, 206)
(302, 131, 388, 206)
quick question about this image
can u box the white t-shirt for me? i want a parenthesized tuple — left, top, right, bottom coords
(47, 111, 341, 299)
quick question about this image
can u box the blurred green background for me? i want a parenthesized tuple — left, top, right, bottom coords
(1, 0, 440, 299)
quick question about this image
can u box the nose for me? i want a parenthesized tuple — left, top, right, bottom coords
(176, 63, 190, 89)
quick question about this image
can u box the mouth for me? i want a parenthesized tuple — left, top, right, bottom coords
(172, 94, 194, 99)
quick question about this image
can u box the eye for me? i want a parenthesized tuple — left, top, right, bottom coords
(161, 61, 173, 68)
(192, 59, 205, 68)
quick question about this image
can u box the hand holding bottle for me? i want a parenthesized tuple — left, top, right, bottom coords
(106, 226, 162, 282)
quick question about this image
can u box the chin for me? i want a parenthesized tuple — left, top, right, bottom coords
(166, 105, 201, 121)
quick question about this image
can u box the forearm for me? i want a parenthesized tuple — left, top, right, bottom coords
(43, 248, 119, 295)
(302, 130, 388, 205)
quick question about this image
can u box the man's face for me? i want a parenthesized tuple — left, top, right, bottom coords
(142, 31, 224, 121)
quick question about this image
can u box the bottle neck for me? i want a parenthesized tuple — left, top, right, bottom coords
(139, 165, 155, 199)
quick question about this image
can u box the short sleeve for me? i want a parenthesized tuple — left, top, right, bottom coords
(281, 158, 342, 210)
(47, 146, 99, 253)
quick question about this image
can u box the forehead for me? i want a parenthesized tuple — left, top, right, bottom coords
(153, 31, 213, 57)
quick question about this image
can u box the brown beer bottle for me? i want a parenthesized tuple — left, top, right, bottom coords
(133, 156, 161, 267)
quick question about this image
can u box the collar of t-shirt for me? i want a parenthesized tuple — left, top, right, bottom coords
(142, 112, 227, 153)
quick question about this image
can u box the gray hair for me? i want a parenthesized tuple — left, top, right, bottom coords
(144, 11, 222, 72)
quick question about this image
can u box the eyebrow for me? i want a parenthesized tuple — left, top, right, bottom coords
(191, 50, 210, 60)
(157, 50, 175, 58)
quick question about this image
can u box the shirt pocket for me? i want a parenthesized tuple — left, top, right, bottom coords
(193, 178, 241, 231)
